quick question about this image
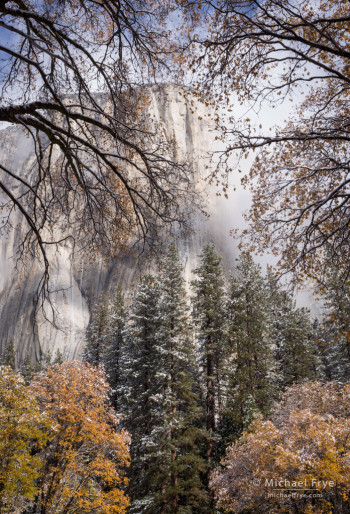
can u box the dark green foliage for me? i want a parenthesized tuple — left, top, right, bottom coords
(21, 355, 35, 385)
(44, 350, 53, 369)
(122, 275, 161, 512)
(224, 254, 275, 437)
(125, 246, 208, 513)
(20, 356, 42, 385)
(266, 270, 319, 389)
(191, 244, 227, 507)
(104, 286, 127, 410)
(82, 294, 110, 367)
(52, 349, 64, 366)
(149, 243, 208, 512)
(276, 306, 318, 387)
(83, 287, 127, 409)
(316, 265, 350, 382)
(44, 349, 64, 368)
(1, 339, 16, 370)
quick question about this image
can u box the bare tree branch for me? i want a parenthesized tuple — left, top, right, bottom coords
(0, 0, 196, 313)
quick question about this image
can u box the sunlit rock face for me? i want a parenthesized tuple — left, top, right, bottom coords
(0, 84, 235, 363)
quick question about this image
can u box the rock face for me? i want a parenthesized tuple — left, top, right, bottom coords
(0, 85, 235, 364)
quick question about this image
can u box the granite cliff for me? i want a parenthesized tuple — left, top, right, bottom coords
(0, 85, 235, 364)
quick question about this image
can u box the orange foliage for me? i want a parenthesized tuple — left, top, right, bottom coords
(211, 382, 350, 513)
(30, 362, 130, 513)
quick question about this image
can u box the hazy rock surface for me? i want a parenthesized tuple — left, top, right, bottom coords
(0, 85, 235, 363)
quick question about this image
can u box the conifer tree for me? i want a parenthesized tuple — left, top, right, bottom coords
(20, 355, 42, 385)
(125, 247, 208, 513)
(146, 243, 208, 513)
(276, 306, 318, 387)
(21, 355, 35, 385)
(225, 254, 274, 436)
(52, 349, 64, 366)
(122, 275, 161, 512)
(317, 264, 350, 382)
(83, 287, 127, 409)
(104, 286, 127, 411)
(82, 293, 110, 366)
(266, 271, 319, 389)
(1, 340, 16, 370)
(191, 244, 227, 499)
(44, 350, 53, 369)
(43, 349, 64, 370)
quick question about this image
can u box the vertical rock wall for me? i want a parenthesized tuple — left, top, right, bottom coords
(0, 84, 236, 363)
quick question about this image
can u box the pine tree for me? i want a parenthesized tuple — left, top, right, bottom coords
(103, 285, 127, 411)
(224, 254, 274, 437)
(52, 349, 64, 366)
(125, 247, 208, 513)
(21, 355, 35, 385)
(146, 243, 207, 513)
(317, 264, 350, 382)
(266, 270, 319, 389)
(1, 339, 16, 370)
(123, 275, 161, 512)
(44, 350, 53, 369)
(277, 306, 318, 387)
(83, 287, 128, 410)
(82, 293, 110, 366)
(191, 244, 227, 501)
(20, 355, 42, 384)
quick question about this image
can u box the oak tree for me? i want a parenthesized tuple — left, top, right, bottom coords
(188, 0, 350, 281)
(211, 381, 350, 513)
(0, 0, 195, 307)
(29, 361, 130, 513)
(0, 366, 49, 513)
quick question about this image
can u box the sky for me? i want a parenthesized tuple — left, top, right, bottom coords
(209, 86, 323, 315)
(0, 24, 18, 129)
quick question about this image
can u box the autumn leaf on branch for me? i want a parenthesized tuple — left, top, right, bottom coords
(0, 366, 50, 513)
(211, 381, 350, 513)
(29, 361, 130, 513)
(185, 0, 350, 282)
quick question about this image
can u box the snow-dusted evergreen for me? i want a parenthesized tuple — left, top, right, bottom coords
(151, 243, 207, 512)
(124, 246, 208, 513)
(224, 254, 275, 435)
(266, 270, 319, 388)
(191, 243, 227, 505)
(0, 339, 16, 370)
(82, 293, 110, 366)
(122, 274, 161, 512)
(317, 264, 350, 382)
(103, 286, 127, 410)
(82, 288, 128, 410)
